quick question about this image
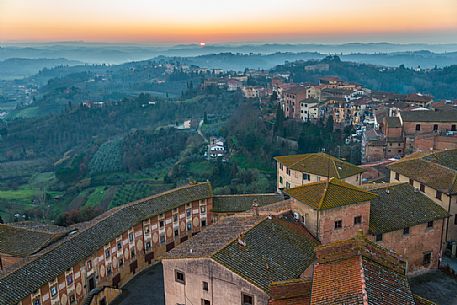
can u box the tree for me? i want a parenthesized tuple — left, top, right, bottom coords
(326, 115, 334, 132)
(203, 111, 208, 124)
(273, 103, 285, 137)
(0, 215, 4, 224)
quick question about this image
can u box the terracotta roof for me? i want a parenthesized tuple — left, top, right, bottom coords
(269, 279, 312, 305)
(212, 217, 319, 292)
(274, 152, 365, 179)
(284, 85, 308, 96)
(212, 193, 284, 213)
(400, 110, 457, 123)
(0, 182, 212, 305)
(364, 183, 449, 234)
(284, 178, 377, 210)
(388, 149, 457, 194)
(0, 224, 69, 257)
(311, 234, 415, 305)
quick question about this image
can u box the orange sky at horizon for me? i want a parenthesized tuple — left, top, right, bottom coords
(1, 0, 457, 43)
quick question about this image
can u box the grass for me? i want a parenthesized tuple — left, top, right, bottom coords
(84, 186, 107, 207)
(0, 188, 37, 201)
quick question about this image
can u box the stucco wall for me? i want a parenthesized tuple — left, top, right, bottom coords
(163, 258, 270, 305)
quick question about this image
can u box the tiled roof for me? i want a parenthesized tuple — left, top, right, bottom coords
(311, 234, 415, 305)
(212, 193, 284, 213)
(388, 149, 457, 194)
(212, 217, 319, 292)
(274, 152, 365, 179)
(362, 257, 415, 305)
(269, 279, 312, 305)
(0, 182, 212, 305)
(385, 116, 402, 128)
(166, 216, 262, 259)
(284, 178, 378, 210)
(0, 224, 69, 257)
(400, 110, 457, 123)
(364, 183, 449, 234)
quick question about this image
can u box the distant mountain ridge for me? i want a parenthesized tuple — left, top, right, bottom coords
(0, 58, 83, 80)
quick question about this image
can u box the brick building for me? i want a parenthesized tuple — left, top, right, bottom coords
(0, 183, 214, 305)
(274, 152, 365, 190)
(388, 149, 457, 242)
(284, 178, 447, 272)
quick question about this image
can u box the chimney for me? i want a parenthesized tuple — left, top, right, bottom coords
(238, 233, 246, 247)
(252, 199, 259, 216)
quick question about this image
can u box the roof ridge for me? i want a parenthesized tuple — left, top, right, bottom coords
(210, 217, 266, 258)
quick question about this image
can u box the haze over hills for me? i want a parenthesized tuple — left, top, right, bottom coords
(2, 42, 457, 80)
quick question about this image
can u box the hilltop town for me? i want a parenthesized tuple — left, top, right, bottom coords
(1, 54, 457, 305)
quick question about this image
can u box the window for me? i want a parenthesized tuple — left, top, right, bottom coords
(420, 183, 425, 192)
(242, 293, 254, 305)
(201, 300, 210, 305)
(375, 233, 383, 242)
(128, 232, 134, 242)
(416, 124, 421, 131)
(454, 216, 457, 225)
(105, 249, 110, 258)
(187, 222, 192, 231)
(144, 226, 150, 234)
(186, 209, 192, 218)
(175, 270, 185, 284)
(334, 220, 342, 230)
(117, 242, 122, 250)
(50, 286, 58, 297)
(159, 220, 165, 228)
(174, 229, 179, 237)
(66, 274, 73, 285)
(354, 216, 362, 225)
(395, 172, 400, 180)
(87, 260, 92, 270)
(286, 182, 290, 189)
(69, 294, 76, 304)
(173, 214, 178, 223)
(433, 124, 439, 131)
(119, 257, 124, 266)
(145, 241, 152, 251)
(287, 169, 291, 176)
(202, 219, 207, 227)
(200, 206, 207, 214)
(279, 163, 283, 170)
(131, 248, 135, 258)
(303, 173, 310, 181)
(423, 252, 432, 265)
(107, 264, 112, 276)
(403, 227, 410, 235)
(160, 234, 165, 244)
(33, 299, 41, 305)
(427, 221, 434, 229)
(202, 281, 209, 291)
(279, 176, 283, 184)
(452, 124, 456, 131)
(409, 179, 414, 186)
(436, 191, 442, 200)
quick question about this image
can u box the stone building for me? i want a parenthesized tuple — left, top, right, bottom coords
(274, 152, 365, 191)
(163, 216, 319, 305)
(0, 183, 213, 305)
(388, 149, 457, 242)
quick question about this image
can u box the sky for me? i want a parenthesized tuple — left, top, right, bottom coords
(1, 0, 457, 43)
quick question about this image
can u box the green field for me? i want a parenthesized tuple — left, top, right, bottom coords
(84, 186, 107, 207)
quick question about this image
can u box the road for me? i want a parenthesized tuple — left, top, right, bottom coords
(111, 263, 165, 305)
